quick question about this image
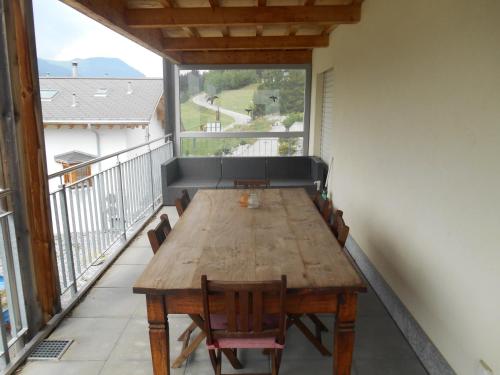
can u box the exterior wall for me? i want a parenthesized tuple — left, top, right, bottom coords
(309, 1, 500, 374)
(45, 114, 165, 191)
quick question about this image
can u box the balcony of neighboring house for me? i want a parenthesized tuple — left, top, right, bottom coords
(0, 1, 499, 375)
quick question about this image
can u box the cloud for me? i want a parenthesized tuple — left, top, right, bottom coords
(33, 0, 163, 77)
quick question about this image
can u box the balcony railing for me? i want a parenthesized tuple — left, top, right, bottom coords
(0, 189, 28, 368)
(47, 135, 173, 305)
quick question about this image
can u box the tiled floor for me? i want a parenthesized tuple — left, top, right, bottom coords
(18, 207, 428, 375)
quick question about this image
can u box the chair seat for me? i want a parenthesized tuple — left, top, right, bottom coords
(207, 337, 284, 350)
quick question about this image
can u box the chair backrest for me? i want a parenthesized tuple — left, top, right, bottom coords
(201, 275, 287, 346)
(175, 189, 190, 216)
(233, 179, 270, 188)
(331, 210, 349, 248)
(147, 214, 172, 254)
(313, 193, 332, 223)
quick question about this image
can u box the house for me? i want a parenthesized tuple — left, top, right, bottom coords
(40, 71, 165, 182)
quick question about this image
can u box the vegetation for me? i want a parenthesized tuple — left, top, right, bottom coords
(253, 70, 306, 116)
(203, 70, 258, 94)
(180, 99, 232, 131)
(283, 112, 304, 131)
(278, 138, 299, 156)
(217, 84, 258, 115)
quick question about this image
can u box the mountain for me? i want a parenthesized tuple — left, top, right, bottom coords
(37, 57, 145, 78)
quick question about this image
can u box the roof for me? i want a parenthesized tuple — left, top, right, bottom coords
(39, 78, 163, 124)
(54, 150, 97, 164)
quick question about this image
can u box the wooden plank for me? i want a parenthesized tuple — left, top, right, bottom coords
(163, 35, 328, 51)
(8, 0, 60, 321)
(167, 49, 312, 64)
(208, 0, 219, 8)
(60, 0, 171, 60)
(126, 5, 362, 28)
(134, 189, 365, 294)
(258, 0, 267, 6)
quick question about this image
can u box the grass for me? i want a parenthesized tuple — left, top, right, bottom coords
(231, 117, 273, 132)
(217, 83, 258, 115)
(180, 99, 232, 132)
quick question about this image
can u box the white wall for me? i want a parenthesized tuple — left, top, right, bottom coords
(309, 1, 500, 374)
(45, 115, 165, 191)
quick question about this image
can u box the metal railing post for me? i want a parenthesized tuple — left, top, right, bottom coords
(148, 145, 155, 210)
(59, 185, 78, 295)
(116, 157, 127, 240)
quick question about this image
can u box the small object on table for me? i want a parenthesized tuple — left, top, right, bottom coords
(248, 192, 259, 208)
(239, 191, 249, 207)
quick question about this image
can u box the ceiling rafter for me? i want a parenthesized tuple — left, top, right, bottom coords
(208, 0, 219, 8)
(125, 5, 362, 28)
(163, 35, 329, 51)
(258, 0, 267, 6)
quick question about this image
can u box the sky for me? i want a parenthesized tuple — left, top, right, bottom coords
(32, 0, 163, 77)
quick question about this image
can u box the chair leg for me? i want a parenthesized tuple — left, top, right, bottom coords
(177, 321, 197, 341)
(271, 349, 278, 375)
(289, 315, 331, 356)
(216, 349, 222, 375)
(171, 331, 206, 368)
(307, 314, 328, 332)
(209, 349, 218, 373)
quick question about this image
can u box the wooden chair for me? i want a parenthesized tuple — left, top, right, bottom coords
(146, 214, 172, 254)
(234, 179, 270, 188)
(312, 192, 333, 223)
(201, 275, 287, 375)
(146, 213, 202, 368)
(175, 189, 190, 216)
(331, 210, 349, 248)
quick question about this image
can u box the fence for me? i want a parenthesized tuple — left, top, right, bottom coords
(48, 135, 173, 303)
(0, 190, 28, 368)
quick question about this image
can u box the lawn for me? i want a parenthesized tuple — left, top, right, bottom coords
(231, 117, 273, 132)
(180, 99, 232, 131)
(217, 83, 258, 115)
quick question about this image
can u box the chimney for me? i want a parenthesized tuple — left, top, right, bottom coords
(127, 81, 133, 95)
(71, 61, 78, 78)
(72, 93, 77, 107)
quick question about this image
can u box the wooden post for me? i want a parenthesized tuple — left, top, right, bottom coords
(3, 0, 61, 325)
(333, 293, 358, 375)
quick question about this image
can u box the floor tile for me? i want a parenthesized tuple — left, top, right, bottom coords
(96, 264, 146, 288)
(108, 317, 195, 365)
(99, 360, 155, 375)
(186, 356, 270, 375)
(71, 287, 142, 318)
(19, 360, 104, 375)
(354, 315, 417, 360)
(115, 246, 153, 265)
(50, 317, 129, 361)
(279, 358, 358, 375)
(355, 358, 427, 375)
(357, 289, 388, 318)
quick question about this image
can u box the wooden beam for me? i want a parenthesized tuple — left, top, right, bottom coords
(288, 25, 299, 36)
(7, 0, 60, 321)
(256, 25, 264, 36)
(184, 27, 200, 38)
(60, 0, 171, 60)
(159, 0, 176, 6)
(168, 49, 312, 64)
(126, 5, 362, 28)
(258, 0, 266, 6)
(163, 35, 328, 51)
(208, 0, 219, 8)
(305, 0, 315, 5)
(221, 26, 230, 37)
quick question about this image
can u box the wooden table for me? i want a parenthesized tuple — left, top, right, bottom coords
(133, 188, 366, 375)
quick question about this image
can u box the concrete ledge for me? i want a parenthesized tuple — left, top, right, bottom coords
(345, 236, 456, 375)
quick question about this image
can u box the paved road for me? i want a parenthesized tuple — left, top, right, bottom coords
(192, 93, 251, 128)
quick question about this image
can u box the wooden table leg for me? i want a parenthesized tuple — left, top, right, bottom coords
(333, 293, 358, 375)
(147, 295, 170, 375)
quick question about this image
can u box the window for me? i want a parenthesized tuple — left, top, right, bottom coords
(320, 69, 334, 165)
(178, 67, 309, 157)
(94, 88, 108, 97)
(40, 89, 58, 101)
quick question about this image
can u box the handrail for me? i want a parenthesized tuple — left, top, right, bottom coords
(0, 188, 12, 199)
(48, 134, 172, 179)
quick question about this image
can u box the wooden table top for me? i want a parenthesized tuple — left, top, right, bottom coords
(133, 189, 366, 295)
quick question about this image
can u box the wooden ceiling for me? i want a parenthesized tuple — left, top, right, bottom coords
(61, 0, 363, 65)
